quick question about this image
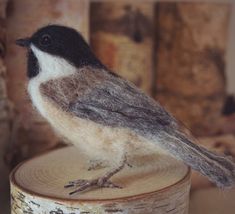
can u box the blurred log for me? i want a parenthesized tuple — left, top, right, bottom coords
(189, 187, 235, 214)
(157, 92, 224, 136)
(5, 0, 90, 167)
(215, 113, 235, 135)
(0, 0, 10, 213)
(11, 146, 190, 214)
(196, 112, 235, 136)
(155, 3, 230, 136)
(222, 95, 235, 115)
(90, 2, 154, 95)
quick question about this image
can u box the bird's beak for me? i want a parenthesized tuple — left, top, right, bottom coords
(15, 37, 31, 47)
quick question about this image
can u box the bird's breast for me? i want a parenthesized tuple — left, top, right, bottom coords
(28, 80, 150, 160)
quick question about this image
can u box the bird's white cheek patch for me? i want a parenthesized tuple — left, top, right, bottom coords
(28, 45, 77, 118)
(30, 45, 76, 81)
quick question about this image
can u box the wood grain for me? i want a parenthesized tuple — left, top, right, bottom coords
(11, 146, 191, 214)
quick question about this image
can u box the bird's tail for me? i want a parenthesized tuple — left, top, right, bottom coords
(158, 130, 235, 188)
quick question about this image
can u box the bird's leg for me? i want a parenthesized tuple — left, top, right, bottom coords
(64, 156, 128, 195)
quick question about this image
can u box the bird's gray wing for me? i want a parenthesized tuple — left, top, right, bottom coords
(68, 74, 178, 138)
(40, 68, 177, 138)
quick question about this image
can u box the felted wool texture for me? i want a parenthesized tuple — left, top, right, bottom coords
(27, 29, 235, 188)
(40, 65, 235, 188)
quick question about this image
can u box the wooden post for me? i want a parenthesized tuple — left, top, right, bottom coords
(5, 0, 90, 166)
(90, 1, 154, 95)
(154, 3, 231, 136)
(0, 0, 10, 213)
(10, 146, 191, 214)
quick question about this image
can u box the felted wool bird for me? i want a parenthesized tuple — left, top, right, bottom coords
(16, 25, 235, 195)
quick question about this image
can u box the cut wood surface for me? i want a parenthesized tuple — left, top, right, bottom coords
(11, 146, 190, 214)
(90, 2, 154, 95)
(155, 2, 230, 136)
(5, 0, 90, 167)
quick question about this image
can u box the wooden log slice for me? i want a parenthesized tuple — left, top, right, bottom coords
(10, 146, 191, 214)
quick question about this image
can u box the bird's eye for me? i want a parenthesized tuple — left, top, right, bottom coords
(39, 34, 52, 46)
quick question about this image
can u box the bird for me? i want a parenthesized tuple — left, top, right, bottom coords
(16, 25, 235, 195)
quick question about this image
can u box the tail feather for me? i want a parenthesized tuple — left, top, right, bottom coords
(159, 131, 235, 188)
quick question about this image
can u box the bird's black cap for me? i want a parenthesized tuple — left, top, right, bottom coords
(16, 25, 105, 70)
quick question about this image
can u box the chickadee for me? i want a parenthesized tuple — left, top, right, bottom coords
(16, 25, 235, 194)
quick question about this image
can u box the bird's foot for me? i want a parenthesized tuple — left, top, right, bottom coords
(64, 177, 122, 195)
(64, 157, 128, 195)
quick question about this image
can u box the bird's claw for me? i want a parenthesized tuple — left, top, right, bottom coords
(65, 156, 127, 195)
(64, 179, 88, 188)
(65, 177, 122, 195)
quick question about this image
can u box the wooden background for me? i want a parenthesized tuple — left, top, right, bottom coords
(1, 0, 235, 213)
